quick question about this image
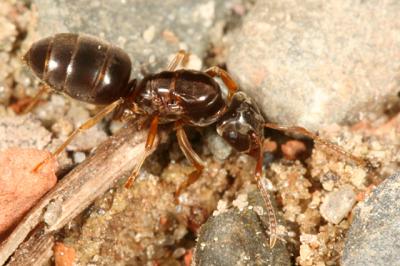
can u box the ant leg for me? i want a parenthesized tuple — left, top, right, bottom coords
(264, 122, 374, 170)
(252, 133, 278, 248)
(174, 122, 205, 197)
(33, 98, 124, 171)
(205, 66, 238, 100)
(21, 84, 51, 114)
(124, 114, 159, 188)
(166, 50, 189, 71)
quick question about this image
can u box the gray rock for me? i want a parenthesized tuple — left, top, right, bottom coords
(320, 184, 356, 224)
(0, 114, 52, 151)
(341, 172, 400, 266)
(34, 0, 235, 73)
(193, 190, 290, 266)
(227, 1, 400, 131)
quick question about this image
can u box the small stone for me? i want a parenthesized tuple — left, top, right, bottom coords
(320, 185, 356, 224)
(193, 190, 290, 266)
(342, 172, 400, 266)
(54, 242, 76, 266)
(73, 152, 86, 164)
(281, 140, 307, 160)
(205, 129, 232, 161)
(143, 25, 156, 43)
(232, 193, 248, 212)
(0, 148, 58, 236)
(44, 199, 63, 227)
(172, 247, 186, 259)
(320, 172, 339, 192)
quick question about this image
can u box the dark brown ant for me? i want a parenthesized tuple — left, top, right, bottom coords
(23, 33, 238, 183)
(23, 33, 374, 249)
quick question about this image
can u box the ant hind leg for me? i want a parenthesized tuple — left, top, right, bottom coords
(33, 98, 124, 172)
(174, 122, 205, 198)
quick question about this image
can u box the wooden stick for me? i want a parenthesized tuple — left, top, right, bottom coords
(6, 226, 54, 266)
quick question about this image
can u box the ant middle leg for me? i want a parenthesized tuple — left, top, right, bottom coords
(166, 50, 189, 71)
(205, 66, 238, 100)
(174, 122, 205, 198)
(264, 122, 374, 171)
(124, 114, 159, 188)
(33, 98, 124, 171)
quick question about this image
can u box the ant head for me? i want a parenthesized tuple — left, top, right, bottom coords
(216, 92, 264, 155)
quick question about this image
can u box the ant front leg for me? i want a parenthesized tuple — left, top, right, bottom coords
(205, 66, 238, 101)
(167, 50, 189, 71)
(124, 114, 159, 188)
(174, 122, 205, 198)
(251, 133, 278, 248)
(264, 122, 375, 171)
(33, 98, 124, 172)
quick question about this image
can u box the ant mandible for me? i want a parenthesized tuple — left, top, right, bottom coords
(23, 33, 374, 249)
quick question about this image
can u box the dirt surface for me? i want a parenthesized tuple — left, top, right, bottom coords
(0, 1, 399, 265)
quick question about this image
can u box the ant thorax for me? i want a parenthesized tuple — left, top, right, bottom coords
(132, 70, 226, 126)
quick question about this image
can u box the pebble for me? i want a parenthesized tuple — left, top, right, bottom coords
(33, 0, 235, 73)
(281, 140, 307, 160)
(0, 114, 52, 151)
(205, 129, 232, 161)
(193, 190, 290, 266)
(320, 184, 355, 224)
(54, 242, 76, 266)
(341, 172, 400, 266)
(227, 0, 400, 131)
(0, 148, 58, 236)
(72, 152, 86, 164)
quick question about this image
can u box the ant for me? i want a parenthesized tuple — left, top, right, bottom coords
(22, 33, 375, 249)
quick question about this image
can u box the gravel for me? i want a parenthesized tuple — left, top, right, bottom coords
(319, 184, 356, 224)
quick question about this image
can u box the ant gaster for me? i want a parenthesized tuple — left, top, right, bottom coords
(23, 33, 374, 249)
